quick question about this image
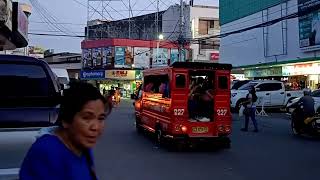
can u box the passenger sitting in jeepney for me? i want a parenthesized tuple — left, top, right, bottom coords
(145, 82, 154, 92)
(201, 78, 214, 118)
(159, 81, 170, 98)
(188, 77, 214, 121)
(188, 77, 204, 119)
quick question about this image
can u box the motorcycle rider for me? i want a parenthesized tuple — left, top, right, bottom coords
(299, 89, 315, 118)
(293, 90, 315, 131)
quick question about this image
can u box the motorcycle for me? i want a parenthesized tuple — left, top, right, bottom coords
(288, 101, 320, 136)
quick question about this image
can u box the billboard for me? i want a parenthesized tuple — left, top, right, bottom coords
(298, 0, 320, 51)
(134, 47, 150, 68)
(92, 48, 102, 67)
(82, 49, 92, 68)
(115, 47, 133, 67)
(28, 46, 45, 59)
(170, 49, 186, 64)
(115, 47, 125, 67)
(102, 47, 112, 67)
(152, 48, 169, 67)
(125, 47, 133, 67)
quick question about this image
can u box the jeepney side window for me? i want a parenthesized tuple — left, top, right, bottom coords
(218, 76, 228, 89)
(143, 75, 170, 98)
(176, 74, 186, 88)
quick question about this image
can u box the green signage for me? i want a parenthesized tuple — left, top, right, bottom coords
(244, 67, 282, 78)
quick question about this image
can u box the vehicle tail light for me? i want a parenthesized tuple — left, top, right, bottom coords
(181, 126, 188, 133)
(174, 125, 188, 133)
(218, 125, 231, 133)
(218, 126, 225, 132)
(225, 126, 231, 133)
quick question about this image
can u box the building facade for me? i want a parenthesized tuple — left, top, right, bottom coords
(44, 52, 82, 80)
(220, 0, 320, 90)
(81, 38, 190, 97)
(162, 4, 220, 62)
(86, 12, 164, 40)
(0, 1, 30, 51)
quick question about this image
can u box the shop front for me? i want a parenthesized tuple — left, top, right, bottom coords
(99, 70, 139, 98)
(240, 60, 320, 90)
(282, 63, 320, 90)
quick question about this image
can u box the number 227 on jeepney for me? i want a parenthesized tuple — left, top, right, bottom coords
(134, 62, 233, 148)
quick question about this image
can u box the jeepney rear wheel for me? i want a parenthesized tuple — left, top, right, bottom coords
(135, 116, 144, 134)
(219, 137, 231, 149)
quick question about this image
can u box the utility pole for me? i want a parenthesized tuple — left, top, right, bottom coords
(156, 0, 159, 38)
(86, 0, 90, 39)
(179, 0, 184, 62)
(129, 0, 131, 39)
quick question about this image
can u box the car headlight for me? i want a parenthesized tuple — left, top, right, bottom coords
(231, 93, 237, 97)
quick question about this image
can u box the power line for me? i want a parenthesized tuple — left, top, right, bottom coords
(30, 21, 86, 26)
(190, 7, 313, 43)
(29, 0, 79, 36)
(28, 32, 85, 38)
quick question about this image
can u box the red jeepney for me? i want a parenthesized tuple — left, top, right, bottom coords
(134, 62, 232, 148)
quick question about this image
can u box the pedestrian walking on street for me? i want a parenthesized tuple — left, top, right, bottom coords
(241, 87, 259, 132)
(20, 82, 112, 180)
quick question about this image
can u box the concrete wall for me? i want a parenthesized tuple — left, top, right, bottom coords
(88, 12, 163, 40)
(220, 0, 320, 67)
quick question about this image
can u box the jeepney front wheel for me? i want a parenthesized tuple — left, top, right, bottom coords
(218, 137, 231, 149)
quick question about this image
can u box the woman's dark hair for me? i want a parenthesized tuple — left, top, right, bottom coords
(56, 81, 112, 127)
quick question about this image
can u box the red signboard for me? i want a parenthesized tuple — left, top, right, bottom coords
(210, 52, 219, 61)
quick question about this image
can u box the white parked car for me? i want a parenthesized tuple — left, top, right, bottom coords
(231, 80, 304, 110)
(286, 89, 320, 113)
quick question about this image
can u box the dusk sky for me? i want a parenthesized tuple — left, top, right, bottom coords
(20, 0, 219, 53)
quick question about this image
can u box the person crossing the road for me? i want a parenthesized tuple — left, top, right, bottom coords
(241, 87, 259, 132)
(20, 82, 112, 180)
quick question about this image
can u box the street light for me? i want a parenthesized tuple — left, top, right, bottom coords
(157, 34, 164, 65)
(158, 34, 164, 40)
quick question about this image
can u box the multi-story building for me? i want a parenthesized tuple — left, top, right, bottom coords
(220, 0, 320, 90)
(162, 4, 220, 62)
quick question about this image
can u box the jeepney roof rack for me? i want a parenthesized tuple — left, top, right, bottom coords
(170, 62, 232, 70)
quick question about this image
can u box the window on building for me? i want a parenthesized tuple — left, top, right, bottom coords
(209, 20, 215, 29)
(199, 20, 209, 35)
(200, 40, 218, 50)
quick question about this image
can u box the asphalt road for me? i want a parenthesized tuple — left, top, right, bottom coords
(94, 99, 320, 180)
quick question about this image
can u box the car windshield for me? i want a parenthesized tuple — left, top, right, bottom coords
(0, 63, 51, 98)
(231, 80, 250, 90)
(238, 82, 258, 90)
